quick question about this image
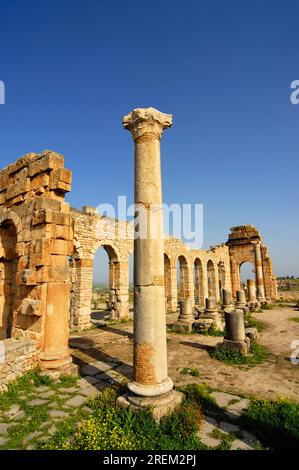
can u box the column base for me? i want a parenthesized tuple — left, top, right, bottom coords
(222, 305, 234, 313)
(127, 377, 173, 397)
(39, 354, 77, 379)
(116, 390, 184, 422)
(222, 338, 250, 355)
(172, 320, 193, 333)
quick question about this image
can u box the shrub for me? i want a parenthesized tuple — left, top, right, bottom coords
(209, 341, 269, 366)
(241, 398, 299, 450)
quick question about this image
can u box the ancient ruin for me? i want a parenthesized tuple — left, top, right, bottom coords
(0, 109, 278, 392)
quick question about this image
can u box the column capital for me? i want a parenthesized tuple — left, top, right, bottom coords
(123, 107, 172, 141)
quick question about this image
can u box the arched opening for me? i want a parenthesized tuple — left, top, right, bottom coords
(177, 255, 189, 302)
(0, 220, 18, 339)
(218, 262, 226, 300)
(239, 261, 256, 297)
(92, 244, 119, 318)
(164, 254, 171, 310)
(194, 258, 204, 306)
(207, 259, 216, 299)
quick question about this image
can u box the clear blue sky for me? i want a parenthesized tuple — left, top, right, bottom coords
(0, 0, 298, 282)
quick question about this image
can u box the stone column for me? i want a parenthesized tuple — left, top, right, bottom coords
(235, 289, 249, 313)
(254, 242, 266, 302)
(222, 288, 233, 311)
(117, 107, 182, 418)
(172, 299, 194, 332)
(204, 297, 222, 330)
(223, 309, 249, 354)
(247, 279, 259, 311)
(247, 279, 257, 302)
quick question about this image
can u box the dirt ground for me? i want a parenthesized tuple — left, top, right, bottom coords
(71, 305, 299, 403)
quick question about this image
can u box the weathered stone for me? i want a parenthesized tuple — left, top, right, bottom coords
(65, 395, 86, 407)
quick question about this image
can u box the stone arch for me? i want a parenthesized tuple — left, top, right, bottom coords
(194, 258, 204, 306)
(207, 259, 216, 299)
(227, 225, 275, 301)
(177, 255, 189, 301)
(0, 218, 18, 339)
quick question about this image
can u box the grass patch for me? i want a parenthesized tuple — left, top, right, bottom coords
(209, 428, 237, 449)
(180, 367, 200, 377)
(244, 313, 267, 332)
(0, 369, 53, 412)
(195, 324, 225, 337)
(288, 317, 299, 323)
(39, 386, 206, 450)
(209, 341, 269, 366)
(261, 304, 273, 310)
(241, 397, 299, 450)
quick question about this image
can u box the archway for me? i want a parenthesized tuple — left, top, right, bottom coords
(194, 258, 204, 306)
(0, 220, 18, 339)
(93, 244, 119, 318)
(207, 259, 216, 299)
(239, 261, 255, 299)
(177, 255, 189, 302)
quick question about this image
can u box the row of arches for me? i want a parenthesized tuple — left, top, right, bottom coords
(88, 246, 229, 320)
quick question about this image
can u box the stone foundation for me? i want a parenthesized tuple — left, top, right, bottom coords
(0, 338, 39, 392)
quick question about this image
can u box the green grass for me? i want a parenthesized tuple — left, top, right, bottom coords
(196, 324, 225, 337)
(261, 304, 273, 310)
(0, 369, 54, 412)
(288, 317, 299, 323)
(38, 386, 206, 450)
(244, 313, 267, 332)
(180, 367, 200, 377)
(209, 341, 269, 366)
(241, 397, 299, 450)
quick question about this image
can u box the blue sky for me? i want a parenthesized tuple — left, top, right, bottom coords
(0, 0, 298, 282)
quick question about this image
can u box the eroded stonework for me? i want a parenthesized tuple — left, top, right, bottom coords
(0, 151, 74, 389)
(0, 150, 277, 389)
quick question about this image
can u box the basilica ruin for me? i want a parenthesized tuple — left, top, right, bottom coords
(0, 108, 277, 396)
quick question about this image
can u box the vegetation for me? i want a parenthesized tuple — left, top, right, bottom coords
(196, 324, 225, 337)
(180, 367, 200, 377)
(39, 387, 206, 450)
(241, 397, 299, 450)
(244, 313, 267, 332)
(288, 317, 299, 323)
(209, 341, 269, 366)
(1, 372, 299, 451)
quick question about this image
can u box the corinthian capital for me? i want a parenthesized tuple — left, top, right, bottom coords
(123, 107, 172, 141)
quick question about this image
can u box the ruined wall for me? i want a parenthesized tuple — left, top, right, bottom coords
(228, 225, 277, 301)
(70, 208, 232, 328)
(0, 150, 73, 387)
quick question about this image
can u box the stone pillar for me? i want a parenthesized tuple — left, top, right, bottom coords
(204, 297, 222, 330)
(223, 309, 249, 354)
(254, 242, 266, 302)
(70, 258, 93, 330)
(235, 289, 249, 313)
(247, 279, 259, 311)
(222, 288, 233, 311)
(117, 107, 182, 418)
(247, 279, 256, 302)
(172, 299, 194, 333)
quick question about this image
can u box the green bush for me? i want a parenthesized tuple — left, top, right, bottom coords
(209, 341, 269, 366)
(241, 398, 299, 450)
(40, 386, 205, 450)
